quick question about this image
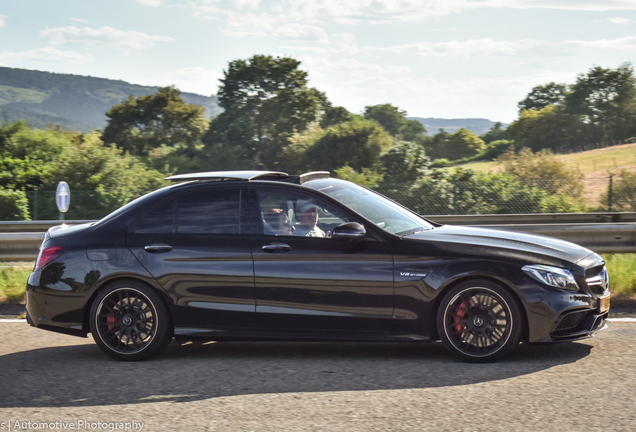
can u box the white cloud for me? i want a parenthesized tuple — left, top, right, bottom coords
(376, 38, 547, 57)
(137, 0, 163, 6)
(606, 17, 631, 24)
(70, 17, 91, 24)
(0, 47, 94, 64)
(232, 0, 260, 9)
(483, 0, 636, 11)
(0, 15, 6, 27)
(189, 0, 233, 20)
(564, 35, 636, 50)
(297, 35, 636, 59)
(188, 0, 636, 32)
(272, 23, 330, 42)
(136, 67, 222, 96)
(41, 26, 174, 49)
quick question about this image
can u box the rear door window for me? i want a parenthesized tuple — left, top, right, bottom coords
(177, 188, 243, 234)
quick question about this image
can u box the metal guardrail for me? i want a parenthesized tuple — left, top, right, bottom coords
(0, 214, 635, 261)
(425, 212, 636, 225)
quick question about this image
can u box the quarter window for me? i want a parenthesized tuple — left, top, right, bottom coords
(135, 199, 174, 233)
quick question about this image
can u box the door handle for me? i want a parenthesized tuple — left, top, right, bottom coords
(262, 243, 291, 253)
(144, 244, 173, 253)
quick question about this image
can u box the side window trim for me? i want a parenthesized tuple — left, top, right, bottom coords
(132, 186, 249, 235)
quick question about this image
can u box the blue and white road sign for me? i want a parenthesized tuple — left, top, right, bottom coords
(56, 181, 71, 213)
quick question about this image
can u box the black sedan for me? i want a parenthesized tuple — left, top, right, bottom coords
(26, 170, 610, 362)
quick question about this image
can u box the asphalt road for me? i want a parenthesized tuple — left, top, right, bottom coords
(0, 320, 635, 432)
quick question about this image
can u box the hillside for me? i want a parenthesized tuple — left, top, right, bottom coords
(0, 67, 222, 133)
(408, 117, 507, 136)
(460, 143, 636, 207)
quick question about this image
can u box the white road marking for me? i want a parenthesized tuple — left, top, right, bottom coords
(0, 319, 26, 323)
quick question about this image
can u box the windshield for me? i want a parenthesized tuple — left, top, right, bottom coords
(304, 179, 434, 236)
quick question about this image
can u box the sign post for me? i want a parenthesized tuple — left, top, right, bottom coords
(56, 181, 71, 223)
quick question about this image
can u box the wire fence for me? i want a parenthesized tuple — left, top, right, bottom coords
(11, 173, 636, 221)
(378, 174, 636, 215)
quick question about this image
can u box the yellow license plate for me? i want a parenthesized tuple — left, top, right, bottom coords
(599, 295, 610, 313)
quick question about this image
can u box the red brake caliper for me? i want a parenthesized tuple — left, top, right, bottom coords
(106, 315, 117, 332)
(453, 297, 470, 333)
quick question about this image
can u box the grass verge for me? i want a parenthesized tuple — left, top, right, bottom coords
(602, 254, 636, 307)
(0, 263, 32, 304)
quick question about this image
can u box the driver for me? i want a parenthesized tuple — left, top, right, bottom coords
(294, 200, 326, 237)
(263, 208, 292, 235)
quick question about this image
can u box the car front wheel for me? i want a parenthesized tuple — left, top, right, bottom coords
(437, 279, 522, 363)
(89, 281, 172, 361)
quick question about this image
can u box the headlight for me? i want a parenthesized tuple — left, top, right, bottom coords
(522, 264, 580, 291)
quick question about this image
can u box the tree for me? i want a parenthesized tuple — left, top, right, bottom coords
(422, 128, 485, 160)
(0, 121, 69, 191)
(506, 105, 586, 152)
(363, 104, 426, 141)
(518, 82, 568, 111)
(320, 105, 354, 129)
(0, 121, 167, 220)
(333, 166, 384, 189)
(380, 140, 430, 185)
(102, 86, 208, 157)
(480, 122, 508, 144)
(302, 117, 393, 173)
(204, 55, 326, 169)
(565, 64, 636, 143)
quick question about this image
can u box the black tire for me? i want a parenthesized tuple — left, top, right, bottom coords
(437, 279, 522, 363)
(89, 280, 172, 361)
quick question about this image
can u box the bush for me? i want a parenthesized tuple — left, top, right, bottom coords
(496, 147, 584, 197)
(0, 188, 30, 221)
(600, 170, 636, 211)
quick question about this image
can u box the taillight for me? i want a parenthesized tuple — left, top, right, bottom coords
(35, 246, 65, 271)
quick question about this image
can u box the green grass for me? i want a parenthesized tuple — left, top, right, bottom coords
(602, 254, 636, 297)
(0, 263, 32, 304)
(456, 143, 636, 175)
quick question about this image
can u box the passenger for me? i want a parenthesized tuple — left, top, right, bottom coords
(263, 208, 292, 235)
(294, 200, 326, 237)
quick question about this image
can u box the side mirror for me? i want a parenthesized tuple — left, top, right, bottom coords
(331, 222, 366, 240)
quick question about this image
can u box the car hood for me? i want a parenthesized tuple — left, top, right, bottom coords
(404, 225, 595, 268)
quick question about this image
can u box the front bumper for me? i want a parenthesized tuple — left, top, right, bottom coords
(524, 288, 610, 343)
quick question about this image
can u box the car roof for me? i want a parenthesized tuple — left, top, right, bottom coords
(165, 170, 330, 184)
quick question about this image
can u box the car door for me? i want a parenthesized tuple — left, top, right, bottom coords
(127, 185, 256, 333)
(250, 185, 395, 337)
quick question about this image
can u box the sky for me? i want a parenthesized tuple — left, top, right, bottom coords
(1, 0, 636, 123)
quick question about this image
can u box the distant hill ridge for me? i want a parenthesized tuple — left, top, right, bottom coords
(0, 67, 222, 133)
(408, 117, 507, 136)
(0, 67, 505, 136)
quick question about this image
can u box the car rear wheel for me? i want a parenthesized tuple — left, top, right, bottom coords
(89, 281, 172, 361)
(437, 279, 522, 363)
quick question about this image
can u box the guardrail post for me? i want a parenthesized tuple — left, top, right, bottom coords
(608, 174, 614, 212)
